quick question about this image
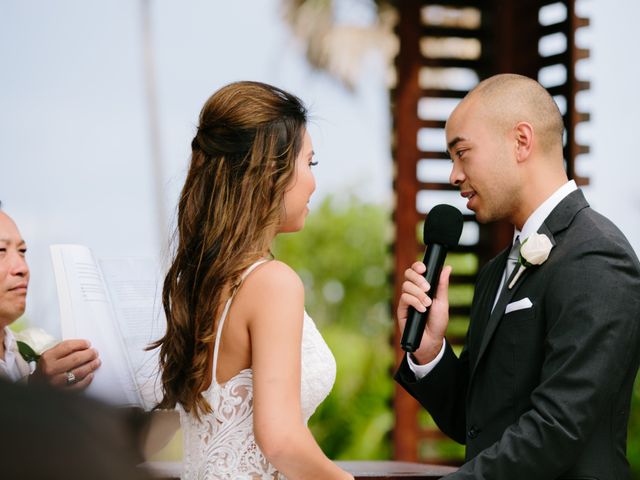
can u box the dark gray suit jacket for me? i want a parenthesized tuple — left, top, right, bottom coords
(396, 189, 640, 479)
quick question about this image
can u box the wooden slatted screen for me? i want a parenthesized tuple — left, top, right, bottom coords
(391, 0, 590, 464)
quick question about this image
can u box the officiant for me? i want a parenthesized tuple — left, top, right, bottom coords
(0, 204, 101, 387)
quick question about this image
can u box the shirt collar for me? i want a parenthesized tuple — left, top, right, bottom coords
(514, 180, 577, 244)
(0, 327, 21, 382)
(3, 327, 17, 356)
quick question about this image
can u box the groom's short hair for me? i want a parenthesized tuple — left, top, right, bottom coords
(468, 73, 565, 155)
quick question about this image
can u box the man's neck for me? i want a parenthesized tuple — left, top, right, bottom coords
(513, 180, 577, 242)
(513, 172, 569, 230)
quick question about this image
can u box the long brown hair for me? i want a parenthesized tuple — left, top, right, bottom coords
(152, 81, 308, 416)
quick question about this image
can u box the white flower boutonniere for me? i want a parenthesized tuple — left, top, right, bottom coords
(508, 233, 554, 289)
(14, 327, 59, 363)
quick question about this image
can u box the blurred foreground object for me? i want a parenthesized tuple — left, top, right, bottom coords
(0, 379, 150, 480)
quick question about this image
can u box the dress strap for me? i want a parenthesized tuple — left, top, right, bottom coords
(211, 259, 270, 384)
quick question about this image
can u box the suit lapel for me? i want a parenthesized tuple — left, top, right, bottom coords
(469, 189, 590, 381)
(471, 263, 527, 380)
(467, 249, 508, 361)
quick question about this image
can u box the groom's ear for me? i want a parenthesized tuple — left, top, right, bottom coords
(513, 121, 534, 163)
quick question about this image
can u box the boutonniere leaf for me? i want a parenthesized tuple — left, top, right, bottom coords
(16, 341, 40, 363)
(508, 233, 553, 289)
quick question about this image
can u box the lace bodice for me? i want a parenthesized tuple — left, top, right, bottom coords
(179, 261, 336, 479)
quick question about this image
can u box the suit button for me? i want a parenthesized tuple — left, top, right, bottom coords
(468, 426, 479, 439)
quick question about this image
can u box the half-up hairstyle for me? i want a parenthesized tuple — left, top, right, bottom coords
(151, 81, 308, 417)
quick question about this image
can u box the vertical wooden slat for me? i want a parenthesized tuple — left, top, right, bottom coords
(392, 0, 423, 462)
(566, 0, 591, 185)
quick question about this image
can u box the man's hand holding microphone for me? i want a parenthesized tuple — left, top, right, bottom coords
(398, 204, 463, 365)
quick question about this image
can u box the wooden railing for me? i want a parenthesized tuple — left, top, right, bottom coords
(143, 460, 457, 479)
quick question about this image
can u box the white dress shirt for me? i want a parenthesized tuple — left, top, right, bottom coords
(0, 327, 27, 382)
(408, 180, 578, 378)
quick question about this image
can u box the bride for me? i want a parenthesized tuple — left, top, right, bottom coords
(152, 81, 353, 480)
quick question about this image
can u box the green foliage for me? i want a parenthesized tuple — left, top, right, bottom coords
(273, 196, 394, 459)
(629, 375, 640, 479)
(274, 196, 393, 336)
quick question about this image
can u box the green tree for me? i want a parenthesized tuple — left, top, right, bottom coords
(273, 196, 394, 459)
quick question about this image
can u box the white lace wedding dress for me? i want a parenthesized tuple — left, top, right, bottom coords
(179, 260, 336, 479)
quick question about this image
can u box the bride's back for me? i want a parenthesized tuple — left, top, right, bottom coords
(180, 259, 336, 479)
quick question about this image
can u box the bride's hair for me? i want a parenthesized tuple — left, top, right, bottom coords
(152, 81, 308, 416)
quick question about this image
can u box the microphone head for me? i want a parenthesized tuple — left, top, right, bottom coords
(423, 204, 464, 247)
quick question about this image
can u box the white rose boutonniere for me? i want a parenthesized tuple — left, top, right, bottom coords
(14, 327, 59, 363)
(508, 233, 554, 289)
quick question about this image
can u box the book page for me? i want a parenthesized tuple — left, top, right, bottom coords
(50, 245, 143, 407)
(98, 257, 166, 410)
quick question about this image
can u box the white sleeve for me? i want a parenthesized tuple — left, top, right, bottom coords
(406, 338, 446, 379)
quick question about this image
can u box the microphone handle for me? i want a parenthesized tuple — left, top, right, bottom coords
(400, 243, 447, 353)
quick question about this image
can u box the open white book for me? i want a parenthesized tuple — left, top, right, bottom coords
(50, 244, 166, 410)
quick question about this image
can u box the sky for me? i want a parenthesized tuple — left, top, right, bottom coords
(1, 0, 639, 335)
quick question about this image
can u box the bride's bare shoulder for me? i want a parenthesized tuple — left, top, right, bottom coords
(235, 260, 305, 330)
(243, 260, 303, 293)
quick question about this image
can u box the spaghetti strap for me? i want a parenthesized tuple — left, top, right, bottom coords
(211, 259, 270, 385)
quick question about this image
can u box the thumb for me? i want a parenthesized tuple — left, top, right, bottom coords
(434, 265, 452, 305)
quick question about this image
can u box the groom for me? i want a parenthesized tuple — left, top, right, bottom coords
(395, 74, 640, 479)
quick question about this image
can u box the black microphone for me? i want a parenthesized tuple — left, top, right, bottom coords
(401, 204, 464, 353)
